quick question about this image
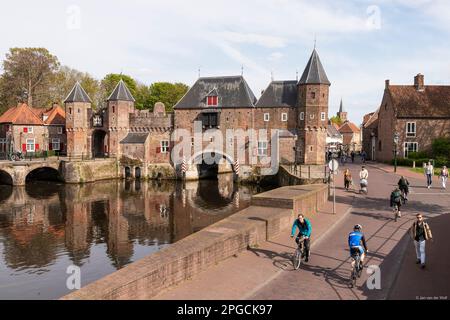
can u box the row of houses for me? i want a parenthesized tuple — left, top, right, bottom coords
(0, 48, 334, 168)
(362, 74, 450, 162)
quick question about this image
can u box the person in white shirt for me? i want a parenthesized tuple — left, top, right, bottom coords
(425, 161, 434, 189)
(359, 166, 369, 180)
(440, 166, 449, 189)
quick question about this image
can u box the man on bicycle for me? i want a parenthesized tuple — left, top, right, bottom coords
(390, 187, 404, 217)
(348, 224, 368, 270)
(290, 214, 312, 262)
(398, 176, 410, 202)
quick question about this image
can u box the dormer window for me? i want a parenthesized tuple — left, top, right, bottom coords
(207, 96, 218, 106)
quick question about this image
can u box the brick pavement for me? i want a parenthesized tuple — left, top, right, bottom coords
(154, 160, 450, 300)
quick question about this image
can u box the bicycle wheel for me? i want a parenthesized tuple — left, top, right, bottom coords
(350, 268, 357, 288)
(394, 207, 398, 222)
(293, 248, 302, 270)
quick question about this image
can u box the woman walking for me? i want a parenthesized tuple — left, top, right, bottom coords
(440, 166, 449, 189)
(344, 169, 352, 191)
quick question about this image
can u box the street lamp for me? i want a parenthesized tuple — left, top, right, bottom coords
(393, 132, 400, 173)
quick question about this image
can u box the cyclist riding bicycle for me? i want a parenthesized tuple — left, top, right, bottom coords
(398, 176, 410, 202)
(290, 213, 312, 262)
(390, 187, 404, 217)
(348, 224, 368, 270)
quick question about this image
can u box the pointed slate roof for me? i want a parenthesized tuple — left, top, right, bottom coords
(298, 49, 331, 86)
(107, 79, 135, 102)
(64, 82, 92, 103)
(174, 76, 256, 109)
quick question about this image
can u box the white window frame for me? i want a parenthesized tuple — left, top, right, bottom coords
(0, 138, 6, 153)
(25, 126, 33, 133)
(52, 138, 61, 151)
(281, 113, 288, 122)
(161, 140, 170, 153)
(300, 112, 305, 121)
(57, 127, 63, 134)
(406, 122, 416, 137)
(321, 112, 326, 121)
(26, 138, 35, 152)
(258, 141, 268, 156)
(310, 113, 315, 119)
(404, 142, 418, 158)
(264, 113, 270, 122)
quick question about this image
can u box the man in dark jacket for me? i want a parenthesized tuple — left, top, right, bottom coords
(410, 214, 433, 269)
(398, 176, 410, 202)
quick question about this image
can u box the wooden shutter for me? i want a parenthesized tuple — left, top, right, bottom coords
(22, 144, 26, 152)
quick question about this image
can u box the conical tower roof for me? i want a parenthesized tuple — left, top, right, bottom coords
(64, 82, 92, 103)
(298, 49, 330, 86)
(107, 79, 135, 102)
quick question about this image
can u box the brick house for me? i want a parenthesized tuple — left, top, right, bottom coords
(361, 110, 379, 160)
(0, 103, 66, 157)
(364, 74, 450, 162)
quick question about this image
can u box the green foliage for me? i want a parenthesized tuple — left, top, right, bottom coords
(432, 137, 450, 158)
(1, 47, 60, 107)
(147, 82, 189, 112)
(408, 151, 429, 159)
(330, 116, 343, 126)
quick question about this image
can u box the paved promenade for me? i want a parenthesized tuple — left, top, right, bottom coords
(154, 161, 450, 300)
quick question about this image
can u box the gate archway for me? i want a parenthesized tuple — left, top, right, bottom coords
(92, 130, 108, 158)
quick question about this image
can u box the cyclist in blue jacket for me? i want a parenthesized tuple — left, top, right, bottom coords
(290, 214, 312, 262)
(348, 224, 369, 270)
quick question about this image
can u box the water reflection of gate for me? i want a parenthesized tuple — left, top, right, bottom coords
(0, 178, 266, 299)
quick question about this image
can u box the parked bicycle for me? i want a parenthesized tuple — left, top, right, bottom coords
(293, 236, 307, 270)
(8, 151, 24, 161)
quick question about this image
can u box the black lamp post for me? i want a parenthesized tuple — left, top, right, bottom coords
(394, 132, 399, 173)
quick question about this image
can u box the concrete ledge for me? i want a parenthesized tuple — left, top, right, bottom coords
(62, 184, 328, 300)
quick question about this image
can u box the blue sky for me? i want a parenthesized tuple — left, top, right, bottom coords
(1, 0, 449, 124)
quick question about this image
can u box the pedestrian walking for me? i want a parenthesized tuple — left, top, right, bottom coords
(409, 214, 433, 269)
(440, 166, 448, 189)
(361, 150, 367, 163)
(344, 168, 352, 191)
(425, 161, 434, 189)
(351, 151, 355, 163)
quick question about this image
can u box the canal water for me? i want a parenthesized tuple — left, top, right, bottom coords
(0, 174, 276, 300)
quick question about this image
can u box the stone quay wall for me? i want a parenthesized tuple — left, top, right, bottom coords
(61, 184, 328, 300)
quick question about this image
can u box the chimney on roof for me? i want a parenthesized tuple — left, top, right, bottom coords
(385, 79, 390, 89)
(414, 73, 424, 91)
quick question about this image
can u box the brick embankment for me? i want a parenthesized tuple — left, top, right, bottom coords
(62, 184, 328, 300)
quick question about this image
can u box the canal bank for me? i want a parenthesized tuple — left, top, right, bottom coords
(0, 175, 272, 299)
(62, 183, 328, 300)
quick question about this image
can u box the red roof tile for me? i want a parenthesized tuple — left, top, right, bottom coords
(339, 121, 361, 134)
(0, 103, 44, 125)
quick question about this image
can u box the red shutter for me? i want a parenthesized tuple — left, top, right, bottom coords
(207, 96, 211, 105)
(23, 127, 28, 133)
(35, 144, 39, 151)
(22, 144, 26, 152)
(49, 143, 53, 150)
(156, 147, 161, 154)
(213, 96, 218, 105)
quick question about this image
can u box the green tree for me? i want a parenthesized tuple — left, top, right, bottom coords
(330, 115, 343, 126)
(1, 48, 60, 107)
(134, 82, 152, 110)
(148, 82, 189, 112)
(432, 137, 450, 158)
